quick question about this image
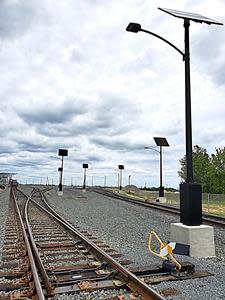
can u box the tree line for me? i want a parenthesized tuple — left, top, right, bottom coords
(179, 145, 225, 194)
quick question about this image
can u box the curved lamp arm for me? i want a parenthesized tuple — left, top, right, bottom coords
(144, 146, 160, 154)
(140, 29, 185, 59)
(126, 23, 185, 60)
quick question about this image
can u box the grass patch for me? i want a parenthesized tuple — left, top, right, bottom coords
(106, 188, 225, 217)
(203, 204, 225, 216)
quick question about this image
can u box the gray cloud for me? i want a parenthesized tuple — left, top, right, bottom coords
(95, 93, 141, 131)
(72, 154, 104, 164)
(37, 117, 112, 137)
(120, 50, 159, 73)
(22, 93, 136, 138)
(18, 141, 54, 153)
(91, 136, 146, 152)
(12, 158, 48, 169)
(0, 0, 223, 188)
(0, 146, 16, 154)
(0, 141, 18, 154)
(17, 98, 87, 125)
(0, 0, 36, 39)
(69, 48, 86, 64)
(193, 26, 225, 86)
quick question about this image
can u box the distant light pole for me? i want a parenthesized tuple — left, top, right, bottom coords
(128, 175, 131, 193)
(58, 149, 68, 195)
(126, 8, 222, 226)
(82, 164, 88, 190)
(104, 175, 106, 187)
(145, 137, 169, 198)
(118, 165, 124, 191)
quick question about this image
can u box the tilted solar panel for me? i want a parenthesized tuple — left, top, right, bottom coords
(158, 7, 223, 25)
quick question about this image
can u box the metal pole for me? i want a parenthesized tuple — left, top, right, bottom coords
(159, 146, 164, 197)
(59, 156, 63, 191)
(180, 19, 202, 225)
(128, 175, 131, 193)
(119, 170, 122, 190)
(83, 168, 86, 189)
(184, 19, 194, 183)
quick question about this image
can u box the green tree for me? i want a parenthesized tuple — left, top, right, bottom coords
(178, 145, 210, 189)
(210, 148, 225, 194)
(178, 146, 225, 194)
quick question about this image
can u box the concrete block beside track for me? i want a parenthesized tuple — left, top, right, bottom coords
(171, 222, 215, 258)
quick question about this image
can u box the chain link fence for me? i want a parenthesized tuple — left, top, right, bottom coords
(123, 188, 225, 216)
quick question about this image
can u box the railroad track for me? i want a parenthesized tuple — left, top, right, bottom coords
(0, 187, 166, 300)
(92, 188, 225, 227)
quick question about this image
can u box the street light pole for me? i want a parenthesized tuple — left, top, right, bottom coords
(59, 156, 63, 191)
(145, 137, 169, 199)
(83, 168, 87, 189)
(57, 149, 68, 196)
(159, 146, 163, 197)
(126, 9, 222, 226)
(128, 175, 131, 193)
(82, 164, 88, 190)
(144, 146, 160, 195)
(184, 19, 193, 183)
(104, 175, 106, 187)
(118, 165, 124, 191)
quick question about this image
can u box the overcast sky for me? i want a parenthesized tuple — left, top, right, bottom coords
(0, 0, 224, 188)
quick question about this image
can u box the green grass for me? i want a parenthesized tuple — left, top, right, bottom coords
(106, 187, 225, 216)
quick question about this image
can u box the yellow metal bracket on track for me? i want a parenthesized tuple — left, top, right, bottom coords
(148, 230, 181, 270)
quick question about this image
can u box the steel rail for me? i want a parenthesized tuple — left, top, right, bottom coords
(24, 195, 55, 296)
(93, 189, 225, 227)
(11, 188, 45, 300)
(31, 189, 165, 300)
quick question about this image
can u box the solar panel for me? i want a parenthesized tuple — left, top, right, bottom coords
(158, 7, 223, 25)
(153, 137, 169, 147)
(118, 165, 124, 170)
(58, 149, 68, 156)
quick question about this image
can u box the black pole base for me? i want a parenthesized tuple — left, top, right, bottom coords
(159, 186, 164, 197)
(180, 182, 202, 226)
(58, 183, 62, 191)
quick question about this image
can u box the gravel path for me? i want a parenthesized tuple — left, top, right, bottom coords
(40, 187, 225, 300)
(0, 188, 10, 262)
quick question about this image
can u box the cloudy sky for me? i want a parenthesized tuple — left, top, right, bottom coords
(0, 0, 224, 188)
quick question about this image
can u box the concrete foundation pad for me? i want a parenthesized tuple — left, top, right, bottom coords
(57, 191, 63, 196)
(156, 197, 167, 203)
(170, 222, 215, 258)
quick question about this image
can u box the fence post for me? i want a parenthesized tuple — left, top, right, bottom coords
(207, 193, 210, 214)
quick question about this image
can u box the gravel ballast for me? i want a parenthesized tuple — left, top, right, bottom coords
(0, 188, 10, 262)
(0, 186, 225, 300)
(23, 187, 225, 299)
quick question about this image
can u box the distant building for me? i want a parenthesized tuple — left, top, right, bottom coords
(0, 173, 16, 186)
